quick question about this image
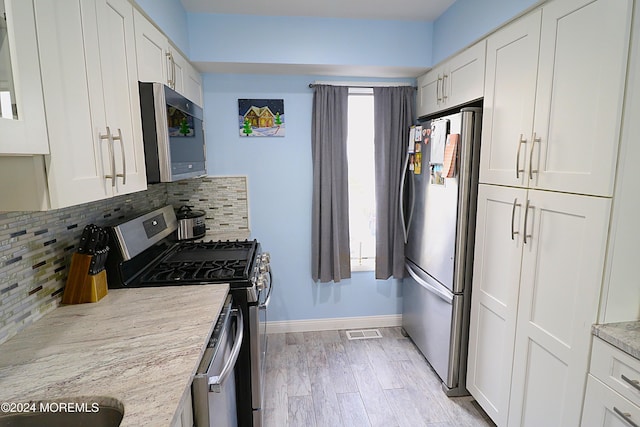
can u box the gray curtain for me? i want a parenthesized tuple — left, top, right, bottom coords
(373, 86, 415, 279)
(311, 85, 351, 283)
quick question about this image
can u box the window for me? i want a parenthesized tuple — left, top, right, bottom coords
(347, 88, 376, 271)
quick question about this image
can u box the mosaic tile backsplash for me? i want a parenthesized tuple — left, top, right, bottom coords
(166, 176, 250, 240)
(0, 176, 250, 346)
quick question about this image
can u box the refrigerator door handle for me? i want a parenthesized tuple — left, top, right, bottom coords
(405, 262, 454, 303)
(400, 151, 414, 243)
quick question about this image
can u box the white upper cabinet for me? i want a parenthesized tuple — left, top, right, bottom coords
(134, 8, 168, 85)
(479, 11, 541, 188)
(416, 41, 485, 117)
(530, 0, 632, 197)
(184, 61, 204, 107)
(0, 0, 48, 154)
(92, 0, 147, 196)
(0, 0, 147, 211)
(416, 71, 440, 118)
(480, 0, 632, 197)
(134, 9, 203, 106)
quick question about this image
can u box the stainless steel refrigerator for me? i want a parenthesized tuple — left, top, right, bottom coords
(401, 106, 482, 397)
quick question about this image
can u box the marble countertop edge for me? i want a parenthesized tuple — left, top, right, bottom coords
(592, 320, 640, 360)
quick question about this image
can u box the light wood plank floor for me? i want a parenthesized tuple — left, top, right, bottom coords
(263, 327, 496, 427)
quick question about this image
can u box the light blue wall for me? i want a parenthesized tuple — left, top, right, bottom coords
(188, 14, 433, 68)
(204, 73, 411, 321)
(134, 0, 539, 322)
(432, 0, 540, 63)
(134, 0, 190, 54)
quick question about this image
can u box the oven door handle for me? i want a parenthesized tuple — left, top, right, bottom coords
(209, 307, 244, 393)
(259, 271, 273, 309)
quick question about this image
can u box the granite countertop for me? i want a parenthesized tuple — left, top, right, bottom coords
(0, 285, 229, 426)
(592, 321, 640, 360)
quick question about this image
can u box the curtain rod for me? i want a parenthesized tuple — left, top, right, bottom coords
(308, 81, 416, 88)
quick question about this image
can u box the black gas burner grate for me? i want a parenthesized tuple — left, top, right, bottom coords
(175, 240, 257, 252)
(140, 240, 258, 285)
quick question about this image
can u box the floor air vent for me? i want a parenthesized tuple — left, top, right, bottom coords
(346, 329, 383, 340)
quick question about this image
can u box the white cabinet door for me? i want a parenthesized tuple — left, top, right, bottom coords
(416, 69, 441, 118)
(530, 0, 632, 197)
(417, 42, 485, 118)
(33, 0, 110, 207)
(169, 46, 187, 95)
(479, 11, 541, 188)
(467, 184, 526, 427)
(507, 190, 611, 427)
(94, 0, 147, 196)
(184, 62, 203, 106)
(0, 0, 48, 154)
(443, 40, 485, 109)
(582, 376, 640, 427)
(0, 0, 147, 211)
(133, 9, 200, 106)
(134, 8, 169, 85)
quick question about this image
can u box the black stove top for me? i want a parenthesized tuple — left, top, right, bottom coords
(140, 239, 258, 285)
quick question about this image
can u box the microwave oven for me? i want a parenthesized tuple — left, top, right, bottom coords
(139, 82, 206, 183)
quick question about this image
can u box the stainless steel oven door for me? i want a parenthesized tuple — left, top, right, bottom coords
(250, 271, 272, 427)
(192, 304, 244, 427)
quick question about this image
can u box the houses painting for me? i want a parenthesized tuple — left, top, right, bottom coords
(238, 99, 285, 137)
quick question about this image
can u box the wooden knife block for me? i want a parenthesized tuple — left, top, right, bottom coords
(62, 253, 108, 304)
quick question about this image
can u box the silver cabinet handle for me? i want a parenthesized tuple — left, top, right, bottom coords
(436, 75, 443, 102)
(99, 126, 116, 187)
(209, 308, 244, 393)
(112, 128, 126, 185)
(166, 51, 175, 89)
(529, 132, 541, 180)
(516, 134, 527, 179)
(622, 374, 640, 392)
(172, 53, 176, 89)
(614, 407, 639, 427)
(523, 199, 532, 245)
(511, 198, 521, 240)
(442, 74, 448, 100)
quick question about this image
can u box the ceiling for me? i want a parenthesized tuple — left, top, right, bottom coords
(180, 0, 456, 22)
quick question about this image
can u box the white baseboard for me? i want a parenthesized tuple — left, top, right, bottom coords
(266, 314, 402, 334)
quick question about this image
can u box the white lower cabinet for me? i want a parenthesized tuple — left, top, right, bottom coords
(466, 184, 524, 426)
(467, 184, 611, 426)
(0, 0, 147, 211)
(582, 338, 640, 427)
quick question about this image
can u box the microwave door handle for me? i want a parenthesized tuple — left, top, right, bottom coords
(113, 128, 126, 185)
(209, 308, 244, 393)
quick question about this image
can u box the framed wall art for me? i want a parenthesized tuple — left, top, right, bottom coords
(238, 99, 285, 137)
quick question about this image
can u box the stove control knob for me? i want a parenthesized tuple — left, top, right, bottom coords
(259, 263, 270, 273)
(256, 276, 266, 291)
(261, 252, 271, 264)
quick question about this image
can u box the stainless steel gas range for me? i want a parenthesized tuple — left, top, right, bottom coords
(104, 206, 272, 427)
